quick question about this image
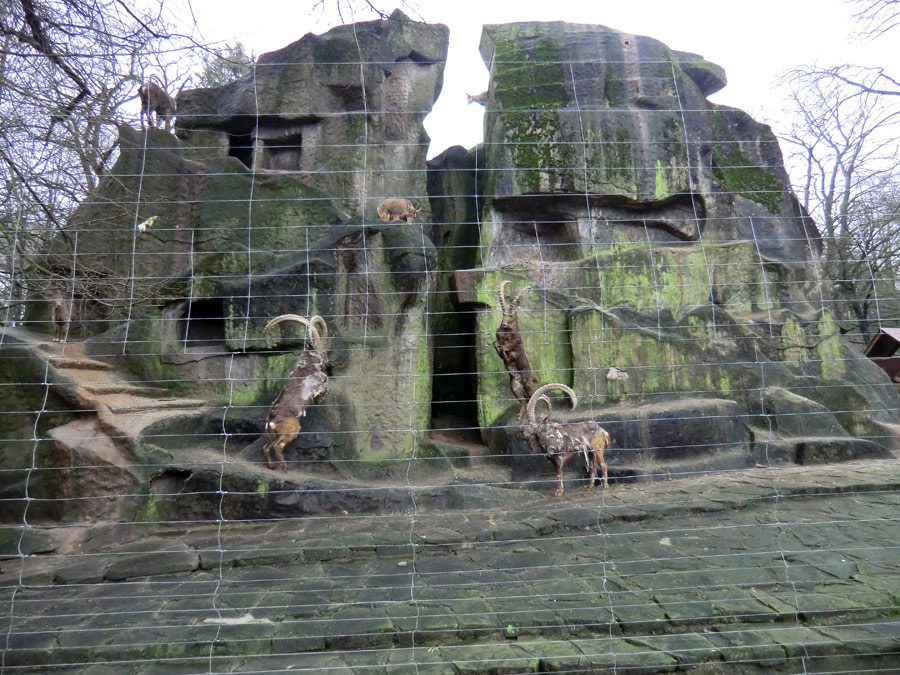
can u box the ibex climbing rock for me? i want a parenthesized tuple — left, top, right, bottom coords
(261, 314, 329, 471)
(493, 280, 537, 418)
(524, 383, 612, 497)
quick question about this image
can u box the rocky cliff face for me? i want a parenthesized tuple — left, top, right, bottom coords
(177, 8, 448, 222)
(4, 17, 898, 523)
(444, 21, 899, 480)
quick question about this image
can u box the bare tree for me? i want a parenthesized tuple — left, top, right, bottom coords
(781, 71, 900, 242)
(0, 0, 195, 319)
(778, 69, 900, 341)
(829, 183, 900, 338)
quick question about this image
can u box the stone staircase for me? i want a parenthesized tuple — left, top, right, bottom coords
(2, 329, 210, 522)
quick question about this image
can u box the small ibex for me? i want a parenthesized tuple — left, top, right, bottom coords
(466, 91, 488, 106)
(493, 280, 537, 418)
(377, 198, 422, 224)
(138, 76, 176, 131)
(52, 297, 72, 343)
(523, 383, 612, 497)
(261, 314, 329, 471)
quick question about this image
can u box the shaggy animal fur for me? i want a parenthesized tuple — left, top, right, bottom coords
(261, 315, 329, 471)
(523, 383, 612, 496)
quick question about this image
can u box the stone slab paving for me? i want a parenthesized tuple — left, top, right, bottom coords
(2, 460, 900, 673)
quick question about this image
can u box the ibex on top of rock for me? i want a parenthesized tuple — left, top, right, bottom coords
(493, 280, 537, 419)
(261, 314, 329, 471)
(138, 76, 176, 131)
(524, 383, 612, 497)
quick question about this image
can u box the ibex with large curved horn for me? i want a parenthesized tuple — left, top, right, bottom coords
(524, 383, 611, 497)
(261, 314, 329, 471)
(493, 280, 537, 419)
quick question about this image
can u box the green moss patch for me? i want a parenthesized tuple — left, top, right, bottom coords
(712, 147, 783, 213)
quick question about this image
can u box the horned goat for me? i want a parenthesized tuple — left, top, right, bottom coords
(466, 91, 488, 106)
(524, 383, 612, 497)
(377, 198, 422, 223)
(138, 76, 176, 131)
(261, 314, 329, 471)
(493, 280, 537, 418)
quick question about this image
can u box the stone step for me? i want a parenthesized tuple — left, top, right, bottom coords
(48, 356, 114, 372)
(92, 393, 209, 414)
(80, 383, 170, 397)
(45, 417, 140, 522)
(5, 622, 899, 672)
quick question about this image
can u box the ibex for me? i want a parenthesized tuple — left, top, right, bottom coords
(466, 91, 488, 106)
(377, 198, 422, 223)
(138, 76, 176, 131)
(52, 297, 71, 343)
(493, 280, 537, 418)
(261, 314, 329, 471)
(524, 383, 612, 497)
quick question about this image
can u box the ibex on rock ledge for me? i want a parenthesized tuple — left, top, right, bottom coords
(493, 280, 537, 419)
(138, 76, 176, 131)
(377, 198, 422, 223)
(261, 314, 329, 471)
(524, 383, 612, 497)
(52, 297, 71, 343)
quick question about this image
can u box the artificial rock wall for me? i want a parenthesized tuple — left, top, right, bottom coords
(9, 15, 900, 516)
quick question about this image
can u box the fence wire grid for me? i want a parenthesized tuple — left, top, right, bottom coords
(2, 17, 900, 675)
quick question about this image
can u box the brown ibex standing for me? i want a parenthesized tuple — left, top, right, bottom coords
(138, 76, 176, 131)
(377, 198, 422, 223)
(52, 297, 71, 342)
(524, 383, 612, 497)
(261, 314, 329, 471)
(493, 280, 537, 419)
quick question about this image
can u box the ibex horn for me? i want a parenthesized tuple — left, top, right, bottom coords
(498, 279, 510, 315)
(526, 383, 577, 425)
(264, 314, 318, 340)
(511, 285, 531, 308)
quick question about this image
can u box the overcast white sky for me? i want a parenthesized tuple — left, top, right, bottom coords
(175, 0, 897, 159)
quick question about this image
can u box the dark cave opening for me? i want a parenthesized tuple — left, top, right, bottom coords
(429, 306, 481, 445)
(180, 298, 226, 347)
(262, 132, 303, 171)
(228, 131, 255, 168)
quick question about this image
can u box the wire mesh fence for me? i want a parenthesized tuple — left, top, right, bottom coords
(1, 11, 900, 674)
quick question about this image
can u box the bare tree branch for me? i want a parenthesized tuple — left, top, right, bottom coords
(16, 0, 90, 117)
(849, 0, 900, 40)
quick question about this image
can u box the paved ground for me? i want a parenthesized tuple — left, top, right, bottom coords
(2, 459, 900, 673)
